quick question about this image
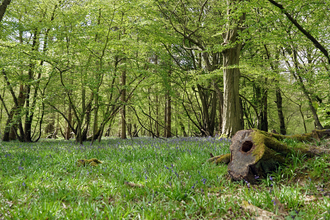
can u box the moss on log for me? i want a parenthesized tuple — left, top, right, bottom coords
(209, 129, 330, 182)
(207, 153, 231, 164)
(77, 158, 103, 167)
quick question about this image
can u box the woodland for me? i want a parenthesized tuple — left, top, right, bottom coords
(0, 0, 330, 143)
(2, 1, 330, 219)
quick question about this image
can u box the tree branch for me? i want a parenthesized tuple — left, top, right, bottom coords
(268, 0, 330, 65)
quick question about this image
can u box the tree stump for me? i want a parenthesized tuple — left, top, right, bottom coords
(209, 129, 330, 182)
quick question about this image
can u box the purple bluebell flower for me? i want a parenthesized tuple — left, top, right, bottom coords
(18, 166, 24, 170)
(269, 176, 273, 181)
(22, 182, 26, 187)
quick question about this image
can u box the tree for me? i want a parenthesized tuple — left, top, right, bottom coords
(221, 0, 245, 137)
(0, 0, 11, 23)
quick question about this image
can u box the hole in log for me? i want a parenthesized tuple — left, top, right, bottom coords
(241, 141, 253, 153)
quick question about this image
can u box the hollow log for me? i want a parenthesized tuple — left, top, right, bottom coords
(209, 129, 330, 182)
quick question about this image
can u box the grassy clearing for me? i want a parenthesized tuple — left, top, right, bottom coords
(0, 137, 330, 219)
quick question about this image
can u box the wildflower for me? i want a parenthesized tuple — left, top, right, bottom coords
(255, 175, 259, 179)
(269, 176, 273, 181)
(191, 184, 195, 189)
(201, 188, 204, 194)
(18, 166, 24, 170)
(202, 178, 206, 185)
(272, 199, 276, 205)
(22, 182, 26, 187)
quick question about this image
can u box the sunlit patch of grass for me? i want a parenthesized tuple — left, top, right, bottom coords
(0, 136, 330, 219)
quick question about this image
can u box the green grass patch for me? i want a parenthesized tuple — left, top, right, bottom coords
(0, 137, 330, 219)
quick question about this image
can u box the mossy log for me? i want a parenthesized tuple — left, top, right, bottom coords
(77, 158, 103, 167)
(209, 129, 330, 182)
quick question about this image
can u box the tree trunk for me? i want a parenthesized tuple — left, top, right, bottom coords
(2, 107, 15, 141)
(121, 63, 127, 139)
(155, 92, 160, 137)
(164, 88, 172, 138)
(65, 102, 72, 140)
(275, 87, 286, 135)
(164, 66, 172, 138)
(222, 48, 242, 137)
(209, 129, 330, 182)
(0, 0, 11, 23)
(222, 0, 244, 137)
(215, 84, 223, 135)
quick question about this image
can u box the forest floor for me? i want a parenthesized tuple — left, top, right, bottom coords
(0, 136, 330, 219)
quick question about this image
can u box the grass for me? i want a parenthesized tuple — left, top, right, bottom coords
(0, 136, 330, 219)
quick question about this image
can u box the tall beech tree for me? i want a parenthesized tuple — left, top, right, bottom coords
(221, 0, 245, 137)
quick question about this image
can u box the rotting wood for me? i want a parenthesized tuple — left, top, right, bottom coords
(208, 129, 330, 182)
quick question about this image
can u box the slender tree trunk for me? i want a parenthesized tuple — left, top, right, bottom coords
(148, 88, 153, 136)
(164, 89, 172, 138)
(298, 105, 307, 133)
(121, 63, 127, 139)
(65, 102, 72, 140)
(93, 95, 99, 139)
(214, 83, 223, 134)
(255, 80, 268, 132)
(275, 87, 286, 135)
(155, 56, 160, 137)
(155, 92, 160, 136)
(260, 88, 268, 131)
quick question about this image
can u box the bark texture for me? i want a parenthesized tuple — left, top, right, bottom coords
(209, 129, 330, 182)
(222, 0, 245, 137)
